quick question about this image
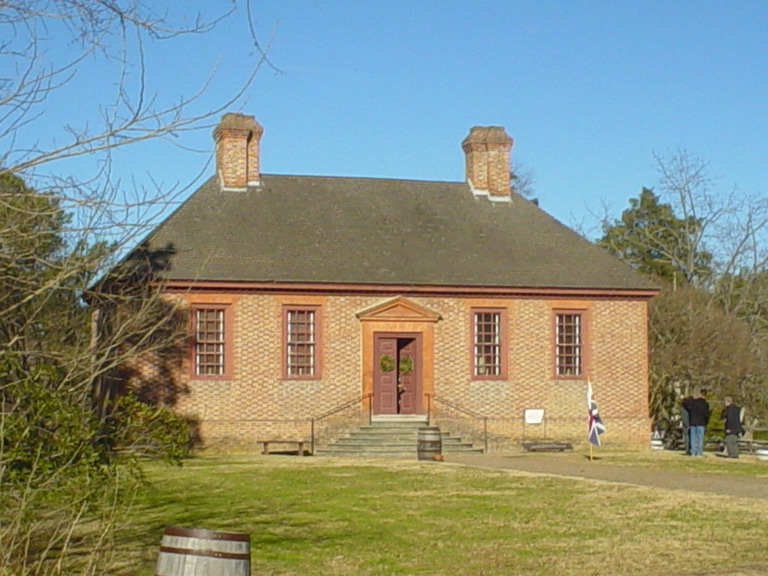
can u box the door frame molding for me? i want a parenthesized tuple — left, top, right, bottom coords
(357, 297, 440, 416)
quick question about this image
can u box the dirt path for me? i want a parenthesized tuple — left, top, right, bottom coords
(446, 451, 768, 499)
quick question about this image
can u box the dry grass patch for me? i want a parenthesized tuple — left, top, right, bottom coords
(112, 454, 768, 576)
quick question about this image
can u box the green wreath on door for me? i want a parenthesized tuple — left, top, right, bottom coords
(379, 354, 395, 372)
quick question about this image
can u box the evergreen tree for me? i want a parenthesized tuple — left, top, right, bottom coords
(599, 187, 713, 287)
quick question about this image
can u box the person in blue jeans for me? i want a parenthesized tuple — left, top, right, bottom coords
(685, 389, 710, 456)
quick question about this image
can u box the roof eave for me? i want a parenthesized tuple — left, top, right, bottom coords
(156, 279, 660, 299)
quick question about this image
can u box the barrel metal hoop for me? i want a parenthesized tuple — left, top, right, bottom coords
(162, 526, 250, 542)
(159, 546, 250, 560)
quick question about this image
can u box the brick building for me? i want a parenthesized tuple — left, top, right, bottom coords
(122, 112, 657, 450)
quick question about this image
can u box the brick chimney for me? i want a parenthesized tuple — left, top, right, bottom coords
(213, 113, 264, 190)
(461, 126, 513, 199)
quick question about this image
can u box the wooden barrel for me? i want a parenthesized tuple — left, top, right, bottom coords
(156, 526, 250, 576)
(417, 427, 442, 460)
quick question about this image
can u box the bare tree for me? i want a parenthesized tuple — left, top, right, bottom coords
(0, 2, 274, 574)
(655, 149, 768, 286)
(600, 149, 768, 430)
(510, 160, 536, 199)
(2, 1, 277, 248)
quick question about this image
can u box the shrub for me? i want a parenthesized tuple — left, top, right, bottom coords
(108, 396, 191, 464)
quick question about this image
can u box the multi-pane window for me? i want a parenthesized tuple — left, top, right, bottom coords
(555, 312, 583, 377)
(472, 309, 505, 378)
(285, 307, 320, 378)
(194, 308, 226, 376)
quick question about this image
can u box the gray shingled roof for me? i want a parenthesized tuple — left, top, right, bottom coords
(144, 174, 656, 291)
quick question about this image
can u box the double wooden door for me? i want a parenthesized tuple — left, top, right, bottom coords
(373, 333, 421, 415)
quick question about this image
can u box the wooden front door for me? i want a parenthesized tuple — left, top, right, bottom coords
(373, 333, 421, 415)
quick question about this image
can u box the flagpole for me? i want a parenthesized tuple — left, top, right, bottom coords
(587, 380, 604, 461)
(588, 381, 592, 461)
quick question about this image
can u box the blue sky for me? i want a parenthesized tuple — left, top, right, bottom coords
(19, 1, 768, 237)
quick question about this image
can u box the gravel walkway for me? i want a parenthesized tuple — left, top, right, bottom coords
(446, 451, 768, 499)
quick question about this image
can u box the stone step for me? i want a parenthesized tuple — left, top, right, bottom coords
(316, 445, 484, 456)
(315, 422, 484, 456)
(370, 415, 428, 423)
(358, 423, 430, 431)
(335, 440, 477, 449)
(329, 439, 417, 449)
(341, 434, 421, 442)
(338, 432, 474, 443)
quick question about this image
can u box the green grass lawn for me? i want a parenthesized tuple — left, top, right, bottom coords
(113, 453, 768, 576)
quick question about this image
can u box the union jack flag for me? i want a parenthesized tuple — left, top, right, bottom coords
(587, 381, 606, 447)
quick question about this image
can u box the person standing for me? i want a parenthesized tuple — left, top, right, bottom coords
(687, 389, 710, 457)
(721, 397, 744, 459)
(680, 394, 693, 454)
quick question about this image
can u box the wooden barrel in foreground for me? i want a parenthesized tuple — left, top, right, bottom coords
(417, 427, 442, 461)
(156, 526, 250, 576)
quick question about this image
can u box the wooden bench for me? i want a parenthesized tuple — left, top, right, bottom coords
(737, 439, 768, 454)
(260, 440, 308, 456)
(522, 441, 573, 453)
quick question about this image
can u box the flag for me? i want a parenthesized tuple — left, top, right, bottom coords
(587, 381, 606, 447)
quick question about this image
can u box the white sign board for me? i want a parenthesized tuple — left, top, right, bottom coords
(524, 409, 545, 425)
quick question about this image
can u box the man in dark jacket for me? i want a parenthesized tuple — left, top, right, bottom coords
(722, 397, 744, 458)
(687, 389, 710, 456)
(680, 394, 693, 455)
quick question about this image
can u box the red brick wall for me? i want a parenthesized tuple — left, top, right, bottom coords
(137, 291, 650, 449)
